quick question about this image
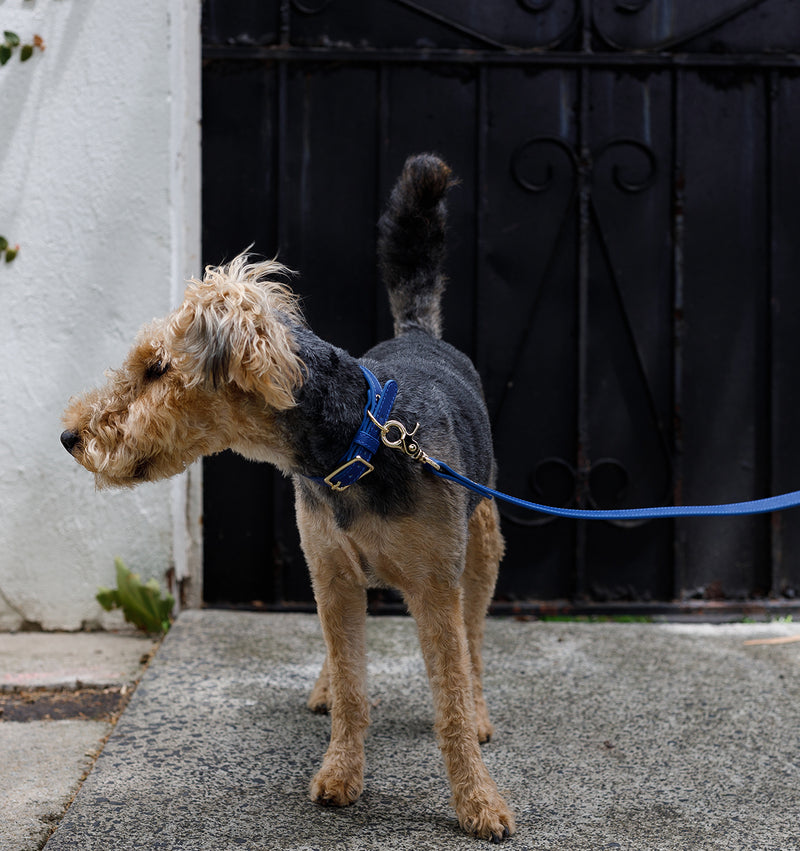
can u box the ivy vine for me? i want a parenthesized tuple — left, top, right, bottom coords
(0, 237, 19, 264)
(1, 30, 44, 65)
(1, 29, 44, 263)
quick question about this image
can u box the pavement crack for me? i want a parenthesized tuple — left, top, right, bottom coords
(0, 686, 131, 723)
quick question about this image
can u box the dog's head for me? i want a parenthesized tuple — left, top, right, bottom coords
(61, 254, 306, 488)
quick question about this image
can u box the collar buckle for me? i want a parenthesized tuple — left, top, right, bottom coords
(323, 456, 375, 492)
(314, 366, 396, 492)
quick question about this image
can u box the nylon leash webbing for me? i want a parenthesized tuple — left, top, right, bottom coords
(426, 459, 800, 520)
(321, 367, 800, 519)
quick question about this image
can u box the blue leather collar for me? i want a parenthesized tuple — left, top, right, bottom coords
(309, 365, 397, 492)
(305, 366, 800, 518)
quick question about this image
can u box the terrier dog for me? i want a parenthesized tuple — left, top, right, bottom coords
(61, 154, 515, 842)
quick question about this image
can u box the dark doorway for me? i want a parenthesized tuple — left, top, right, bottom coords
(202, 0, 800, 615)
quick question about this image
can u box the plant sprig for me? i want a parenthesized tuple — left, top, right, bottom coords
(0, 27, 42, 262)
(96, 558, 175, 634)
(0, 237, 19, 263)
(1, 31, 45, 65)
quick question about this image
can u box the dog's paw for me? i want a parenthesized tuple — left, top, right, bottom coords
(474, 700, 494, 744)
(307, 664, 331, 714)
(455, 790, 516, 843)
(307, 692, 330, 714)
(310, 760, 363, 807)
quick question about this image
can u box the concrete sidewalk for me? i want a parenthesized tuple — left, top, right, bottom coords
(18, 611, 800, 850)
(0, 631, 158, 851)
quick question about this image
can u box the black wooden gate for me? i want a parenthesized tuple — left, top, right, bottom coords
(201, 0, 800, 614)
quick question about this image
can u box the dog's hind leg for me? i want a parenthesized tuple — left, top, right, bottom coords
(462, 498, 505, 744)
(307, 653, 331, 714)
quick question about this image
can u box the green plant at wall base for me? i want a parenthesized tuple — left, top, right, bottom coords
(96, 558, 175, 634)
(0, 237, 19, 263)
(1, 31, 44, 65)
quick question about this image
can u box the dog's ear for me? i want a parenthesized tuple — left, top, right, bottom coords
(169, 257, 305, 410)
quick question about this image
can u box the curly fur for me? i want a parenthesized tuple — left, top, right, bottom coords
(60, 154, 514, 842)
(170, 256, 305, 405)
(378, 153, 455, 337)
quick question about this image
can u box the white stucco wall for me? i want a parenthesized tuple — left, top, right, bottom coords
(0, 0, 201, 629)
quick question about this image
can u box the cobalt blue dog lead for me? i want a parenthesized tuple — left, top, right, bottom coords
(319, 367, 800, 520)
(425, 458, 800, 520)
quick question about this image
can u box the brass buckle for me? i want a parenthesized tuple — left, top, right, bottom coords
(366, 411, 440, 471)
(323, 456, 375, 492)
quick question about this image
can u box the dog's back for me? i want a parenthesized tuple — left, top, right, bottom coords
(364, 154, 495, 498)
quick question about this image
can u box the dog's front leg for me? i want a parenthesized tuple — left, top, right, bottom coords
(308, 569, 369, 807)
(405, 582, 515, 842)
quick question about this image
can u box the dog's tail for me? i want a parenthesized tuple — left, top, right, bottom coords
(378, 153, 455, 339)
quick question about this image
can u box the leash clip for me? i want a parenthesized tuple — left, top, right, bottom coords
(366, 411, 441, 471)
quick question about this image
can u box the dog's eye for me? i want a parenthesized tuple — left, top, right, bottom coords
(145, 360, 170, 380)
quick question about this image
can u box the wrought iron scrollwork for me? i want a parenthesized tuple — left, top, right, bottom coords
(498, 134, 670, 528)
(614, 0, 653, 13)
(499, 457, 662, 528)
(510, 136, 579, 195)
(510, 136, 657, 196)
(595, 0, 773, 53)
(386, 0, 579, 50)
(594, 138, 658, 194)
(517, 0, 558, 12)
(498, 458, 574, 529)
(287, 0, 778, 54)
(291, 0, 334, 15)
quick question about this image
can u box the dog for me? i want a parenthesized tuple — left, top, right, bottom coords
(61, 154, 515, 842)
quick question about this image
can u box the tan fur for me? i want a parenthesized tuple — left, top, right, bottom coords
(462, 499, 505, 744)
(62, 257, 303, 488)
(61, 251, 513, 842)
(296, 490, 514, 840)
(171, 256, 305, 407)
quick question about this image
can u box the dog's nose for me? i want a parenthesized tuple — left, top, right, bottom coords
(60, 430, 80, 453)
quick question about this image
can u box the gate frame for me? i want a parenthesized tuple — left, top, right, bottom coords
(200, 0, 800, 617)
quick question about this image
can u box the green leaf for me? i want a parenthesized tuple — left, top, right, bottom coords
(101, 558, 175, 633)
(3, 31, 21, 47)
(5, 246, 18, 263)
(0, 45, 11, 66)
(20, 44, 33, 62)
(96, 586, 120, 612)
(0, 237, 8, 252)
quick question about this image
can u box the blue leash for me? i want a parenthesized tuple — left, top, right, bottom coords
(317, 368, 800, 519)
(427, 459, 800, 520)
